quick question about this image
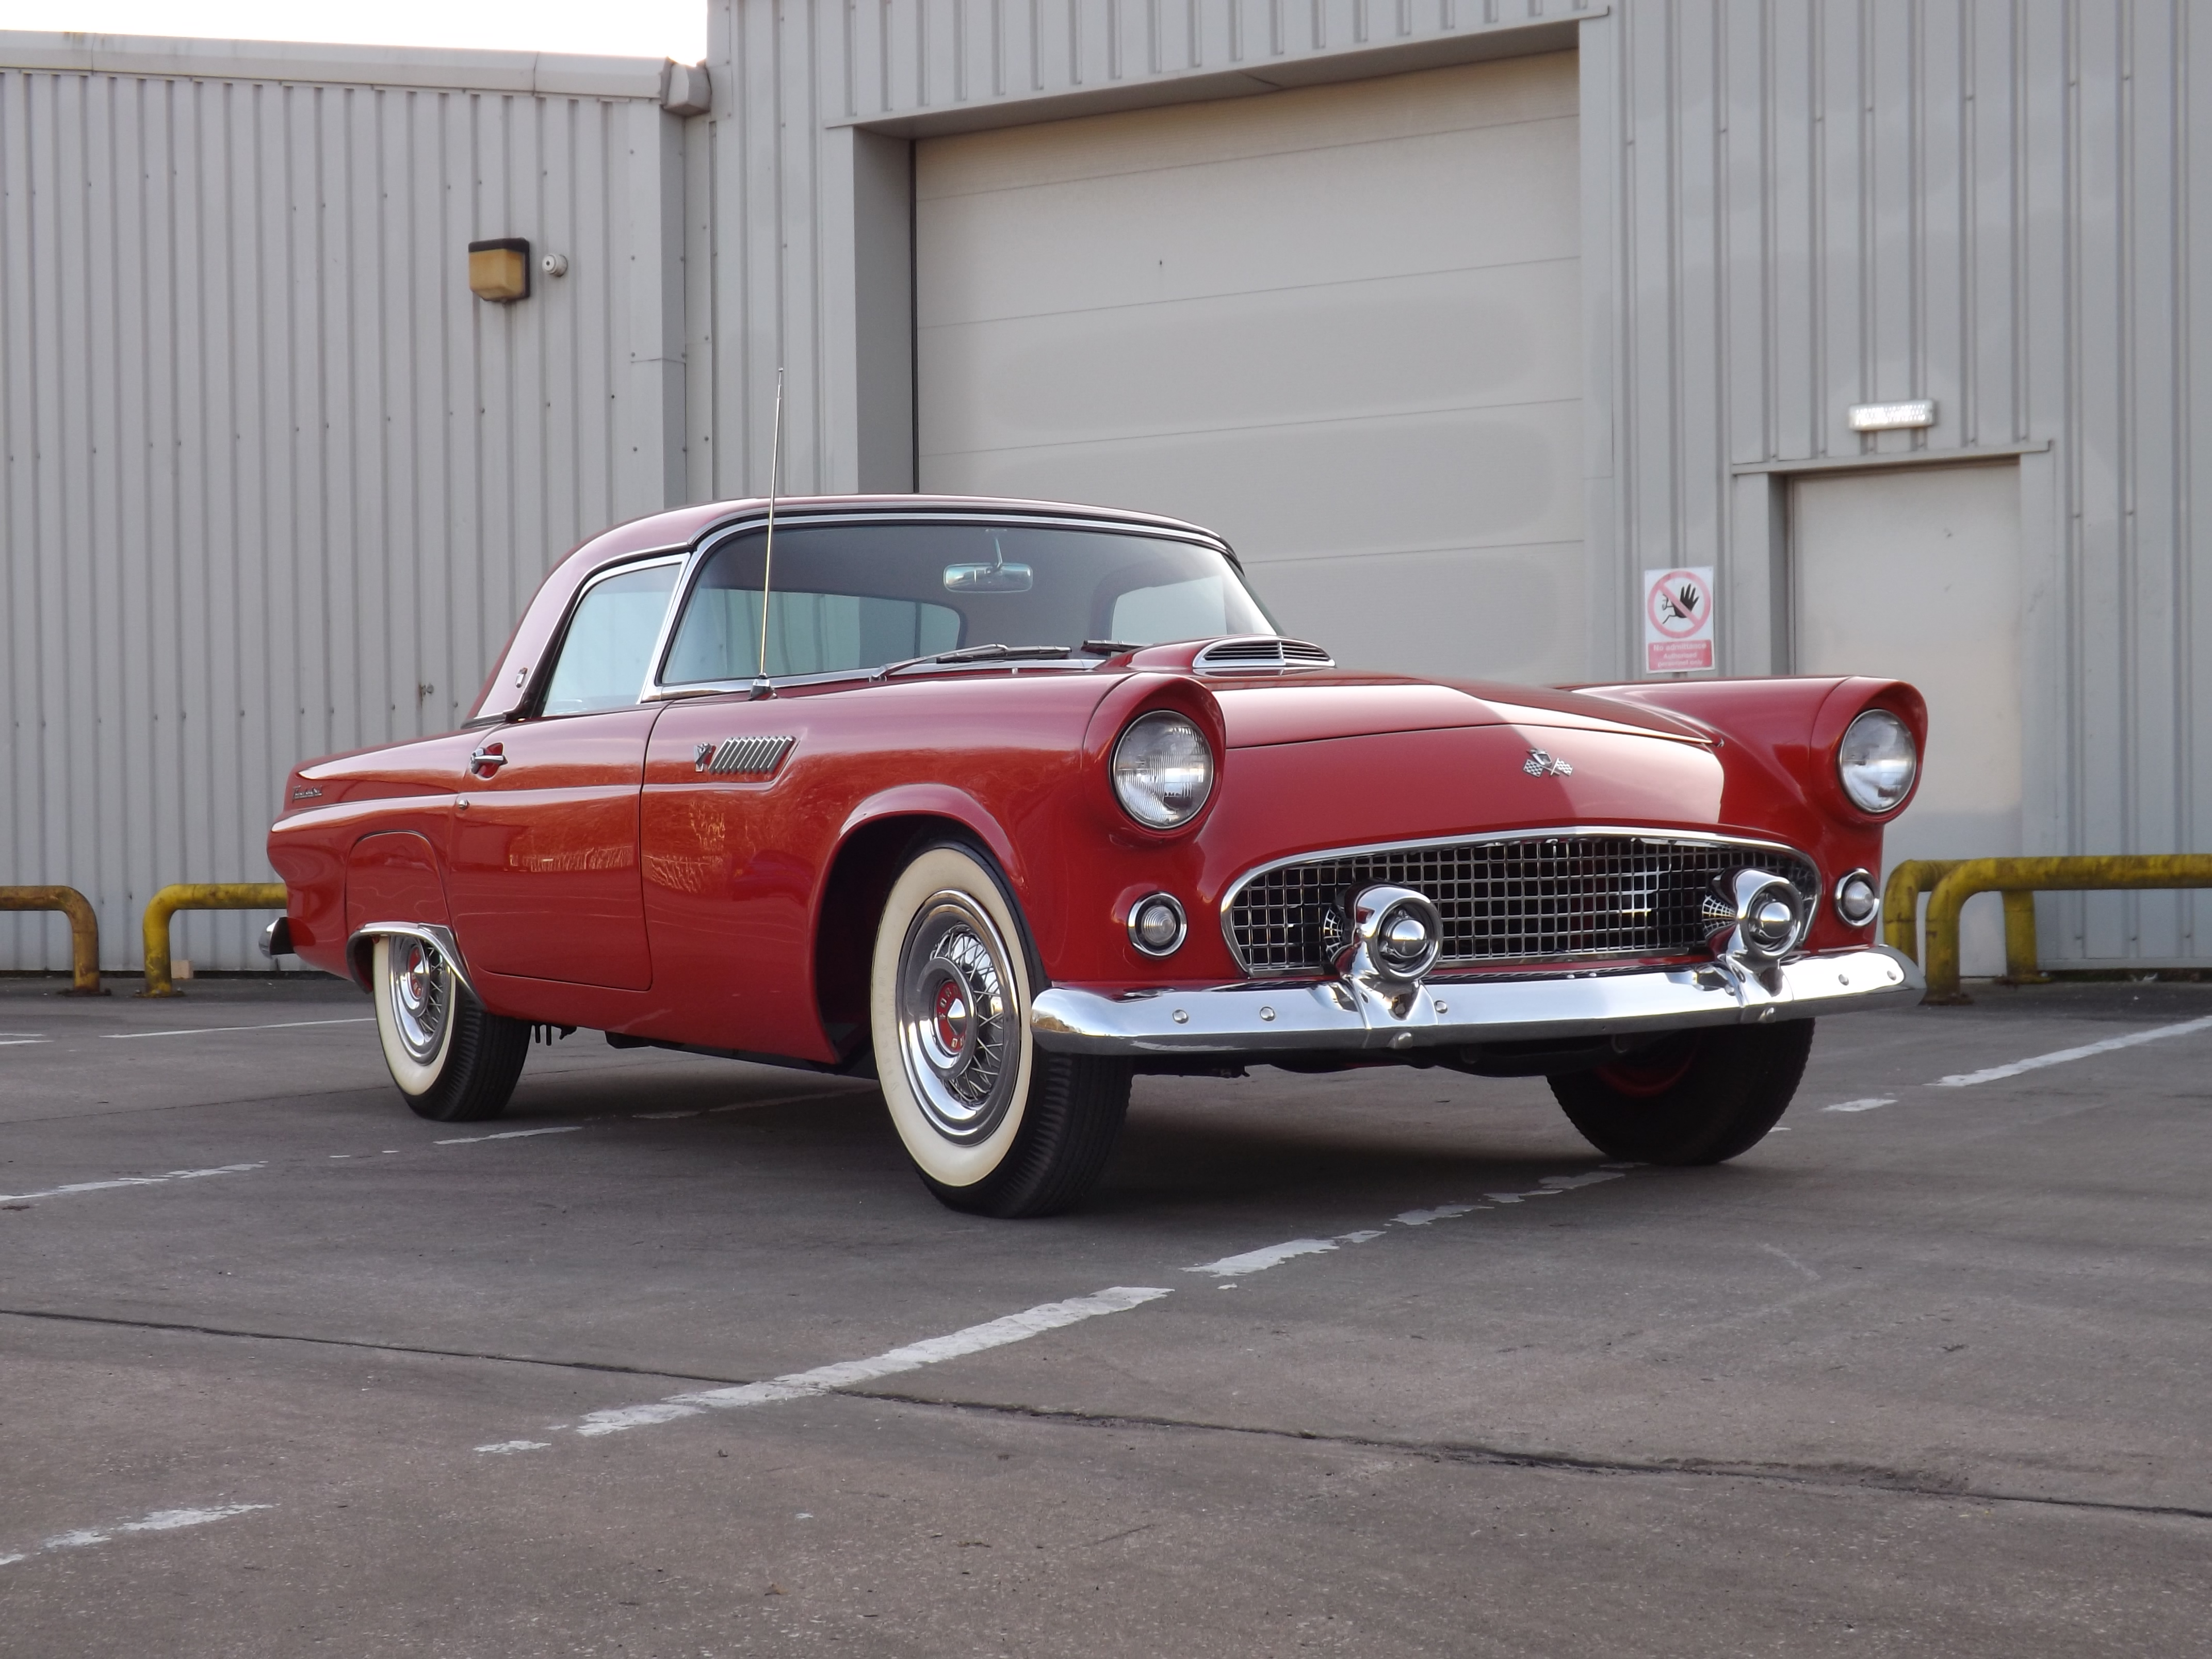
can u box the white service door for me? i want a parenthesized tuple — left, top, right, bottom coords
(1793, 463, 2023, 976)
(916, 54, 1583, 683)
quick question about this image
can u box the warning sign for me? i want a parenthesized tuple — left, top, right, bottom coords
(1643, 566, 1716, 674)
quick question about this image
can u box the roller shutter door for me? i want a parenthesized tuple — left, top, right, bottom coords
(916, 53, 1582, 682)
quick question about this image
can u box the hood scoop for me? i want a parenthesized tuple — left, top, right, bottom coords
(1193, 636, 1335, 674)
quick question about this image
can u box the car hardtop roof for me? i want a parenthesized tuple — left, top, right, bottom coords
(467, 494, 1234, 723)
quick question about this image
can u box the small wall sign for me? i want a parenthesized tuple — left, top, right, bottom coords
(1643, 566, 1716, 673)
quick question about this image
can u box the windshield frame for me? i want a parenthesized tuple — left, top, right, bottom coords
(639, 509, 1264, 700)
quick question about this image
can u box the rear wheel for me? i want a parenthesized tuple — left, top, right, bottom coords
(871, 843, 1130, 1217)
(1548, 1020, 1814, 1165)
(370, 935, 529, 1123)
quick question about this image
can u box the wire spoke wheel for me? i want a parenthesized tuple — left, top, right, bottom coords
(369, 934, 529, 1123)
(384, 937, 451, 1065)
(897, 893, 1021, 1144)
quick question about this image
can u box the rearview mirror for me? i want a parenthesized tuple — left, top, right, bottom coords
(943, 561, 1034, 593)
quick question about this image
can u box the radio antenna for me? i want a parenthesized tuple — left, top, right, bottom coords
(750, 367, 785, 700)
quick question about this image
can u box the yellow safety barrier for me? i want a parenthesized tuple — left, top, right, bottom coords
(1881, 860, 2041, 981)
(1923, 854, 2212, 1004)
(0, 885, 105, 995)
(140, 883, 289, 998)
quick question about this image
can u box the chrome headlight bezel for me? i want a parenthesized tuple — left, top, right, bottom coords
(1833, 868, 1880, 928)
(1111, 710, 1215, 829)
(1126, 893, 1189, 957)
(1836, 708, 1917, 816)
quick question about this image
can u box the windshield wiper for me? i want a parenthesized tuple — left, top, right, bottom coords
(872, 643, 1074, 681)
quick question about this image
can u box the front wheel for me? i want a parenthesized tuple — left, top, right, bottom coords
(870, 843, 1131, 1217)
(370, 935, 530, 1123)
(1548, 1020, 1814, 1165)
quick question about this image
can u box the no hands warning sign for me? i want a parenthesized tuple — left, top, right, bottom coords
(1643, 566, 1715, 673)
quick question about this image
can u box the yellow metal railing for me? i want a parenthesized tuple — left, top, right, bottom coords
(1916, 855, 2212, 1004)
(1881, 860, 2041, 981)
(140, 883, 289, 998)
(0, 885, 105, 995)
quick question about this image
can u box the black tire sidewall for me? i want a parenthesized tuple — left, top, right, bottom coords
(1551, 1020, 1815, 1165)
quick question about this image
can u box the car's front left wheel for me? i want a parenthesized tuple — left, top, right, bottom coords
(870, 843, 1131, 1217)
(370, 935, 530, 1123)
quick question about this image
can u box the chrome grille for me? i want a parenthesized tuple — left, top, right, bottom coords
(1224, 834, 1819, 973)
(1194, 636, 1334, 673)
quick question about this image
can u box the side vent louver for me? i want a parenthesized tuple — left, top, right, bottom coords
(694, 735, 797, 777)
(1193, 636, 1335, 674)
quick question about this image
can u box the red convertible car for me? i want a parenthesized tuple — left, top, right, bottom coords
(267, 495, 1925, 1216)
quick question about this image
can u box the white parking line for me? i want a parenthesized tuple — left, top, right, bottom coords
(1, 1503, 272, 1568)
(0, 1163, 264, 1205)
(1931, 1014, 2212, 1087)
(434, 1126, 583, 1146)
(1823, 1097, 1897, 1113)
(106, 1017, 376, 1040)
(553, 1287, 1174, 1442)
(0, 1039, 49, 1046)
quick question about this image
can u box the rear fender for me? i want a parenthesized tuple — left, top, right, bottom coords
(343, 832, 453, 990)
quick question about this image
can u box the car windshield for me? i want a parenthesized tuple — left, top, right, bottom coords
(660, 521, 1278, 685)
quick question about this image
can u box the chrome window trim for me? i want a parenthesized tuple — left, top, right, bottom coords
(1217, 825, 1821, 975)
(514, 551, 688, 719)
(646, 508, 1249, 697)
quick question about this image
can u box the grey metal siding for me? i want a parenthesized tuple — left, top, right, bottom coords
(0, 54, 687, 971)
(1595, 0, 2207, 963)
(696, 0, 2203, 966)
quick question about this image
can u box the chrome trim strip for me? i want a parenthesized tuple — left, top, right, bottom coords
(1217, 825, 1821, 975)
(347, 922, 478, 1004)
(1030, 946, 1921, 1056)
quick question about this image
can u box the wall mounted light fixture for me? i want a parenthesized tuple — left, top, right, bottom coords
(468, 238, 531, 303)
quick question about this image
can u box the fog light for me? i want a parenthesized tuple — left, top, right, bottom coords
(1835, 868, 1879, 927)
(1127, 894, 1187, 956)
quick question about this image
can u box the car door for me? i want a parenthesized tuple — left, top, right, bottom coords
(446, 556, 683, 989)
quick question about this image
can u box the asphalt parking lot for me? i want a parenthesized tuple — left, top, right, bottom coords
(1, 971, 2207, 1656)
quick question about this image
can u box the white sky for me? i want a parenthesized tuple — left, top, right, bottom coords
(0, 1, 709, 62)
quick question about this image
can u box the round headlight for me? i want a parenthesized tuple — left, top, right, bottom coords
(1837, 708, 1916, 814)
(1112, 711, 1214, 828)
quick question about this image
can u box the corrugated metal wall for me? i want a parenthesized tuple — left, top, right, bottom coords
(1, 44, 688, 971)
(1596, 0, 2208, 964)
(695, 0, 2206, 965)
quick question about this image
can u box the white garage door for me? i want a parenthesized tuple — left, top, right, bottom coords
(916, 54, 1583, 683)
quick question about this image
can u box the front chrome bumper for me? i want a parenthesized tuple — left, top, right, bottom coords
(1029, 946, 1923, 1056)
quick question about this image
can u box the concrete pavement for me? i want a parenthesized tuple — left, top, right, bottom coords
(1, 972, 2206, 1654)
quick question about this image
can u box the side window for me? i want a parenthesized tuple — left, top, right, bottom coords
(540, 562, 681, 715)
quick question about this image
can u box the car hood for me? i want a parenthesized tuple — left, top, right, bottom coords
(1209, 675, 1711, 750)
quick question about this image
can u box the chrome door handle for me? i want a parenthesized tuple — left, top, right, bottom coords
(468, 744, 508, 776)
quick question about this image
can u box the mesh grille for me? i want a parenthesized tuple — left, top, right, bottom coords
(1225, 834, 1819, 974)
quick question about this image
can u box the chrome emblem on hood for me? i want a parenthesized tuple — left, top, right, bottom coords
(1523, 749, 1574, 779)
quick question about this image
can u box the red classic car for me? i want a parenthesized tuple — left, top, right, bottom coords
(267, 495, 1926, 1216)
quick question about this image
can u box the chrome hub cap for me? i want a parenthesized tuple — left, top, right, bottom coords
(387, 938, 450, 1064)
(897, 892, 1019, 1143)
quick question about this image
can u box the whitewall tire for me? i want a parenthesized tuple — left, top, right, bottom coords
(870, 843, 1131, 1217)
(370, 935, 530, 1123)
